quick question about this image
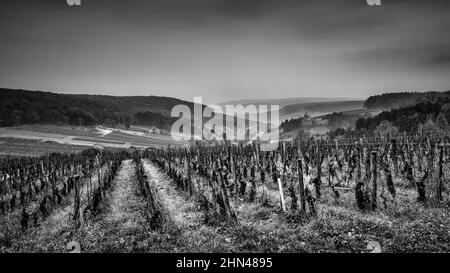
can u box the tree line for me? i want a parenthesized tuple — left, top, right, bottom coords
(0, 88, 190, 130)
(363, 91, 450, 110)
(355, 100, 450, 134)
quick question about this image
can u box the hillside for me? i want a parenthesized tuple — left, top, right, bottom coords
(279, 91, 450, 135)
(219, 97, 364, 124)
(0, 88, 193, 129)
(364, 91, 450, 110)
(356, 100, 450, 133)
(280, 100, 364, 120)
(218, 97, 360, 109)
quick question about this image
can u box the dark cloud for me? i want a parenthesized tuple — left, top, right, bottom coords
(0, 0, 449, 102)
(346, 43, 450, 68)
(427, 53, 450, 67)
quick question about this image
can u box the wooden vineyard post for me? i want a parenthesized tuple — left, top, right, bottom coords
(356, 141, 361, 181)
(232, 156, 237, 195)
(391, 138, 397, 178)
(255, 141, 260, 172)
(370, 151, 377, 211)
(277, 177, 287, 212)
(50, 164, 56, 203)
(436, 144, 444, 202)
(98, 165, 102, 196)
(260, 165, 268, 205)
(73, 176, 80, 227)
(315, 150, 323, 200)
(234, 161, 240, 195)
(297, 158, 306, 214)
(185, 156, 192, 196)
(88, 169, 92, 207)
(355, 143, 366, 210)
(40, 160, 45, 176)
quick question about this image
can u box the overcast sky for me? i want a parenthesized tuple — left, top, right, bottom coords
(0, 0, 449, 103)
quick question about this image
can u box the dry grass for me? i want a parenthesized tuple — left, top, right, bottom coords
(0, 137, 88, 157)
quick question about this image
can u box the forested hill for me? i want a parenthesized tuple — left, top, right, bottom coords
(0, 88, 194, 129)
(364, 91, 450, 110)
(356, 100, 450, 133)
(279, 90, 450, 134)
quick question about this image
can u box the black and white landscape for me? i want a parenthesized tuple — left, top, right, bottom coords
(1, 0, 450, 254)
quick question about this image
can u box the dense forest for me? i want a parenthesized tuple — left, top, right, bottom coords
(321, 111, 361, 130)
(355, 100, 450, 133)
(279, 91, 450, 136)
(134, 111, 178, 129)
(280, 117, 303, 132)
(0, 88, 193, 129)
(363, 91, 450, 109)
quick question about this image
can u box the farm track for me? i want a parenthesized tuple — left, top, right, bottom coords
(74, 160, 155, 252)
(72, 159, 222, 252)
(142, 160, 202, 230)
(142, 160, 240, 252)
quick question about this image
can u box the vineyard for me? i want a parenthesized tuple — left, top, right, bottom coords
(1, 134, 450, 253)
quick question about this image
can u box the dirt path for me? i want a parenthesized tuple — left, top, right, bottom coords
(76, 160, 155, 252)
(142, 160, 243, 252)
(142, 161, 202, 229)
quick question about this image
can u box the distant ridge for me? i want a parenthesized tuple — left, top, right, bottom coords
(364, 91, 450, 110)
(0, 88, 194, 129)
(217, 97, 363, 108)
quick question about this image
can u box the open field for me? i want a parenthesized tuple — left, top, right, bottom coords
(0, 125, 184, 156)
(10, 125, 101, 137)
(0, 137, 90, 157)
